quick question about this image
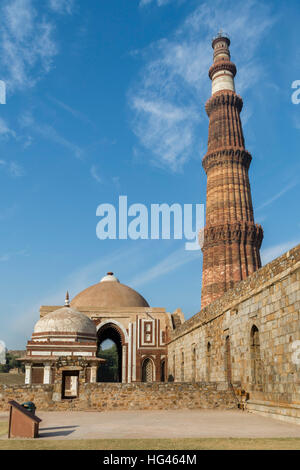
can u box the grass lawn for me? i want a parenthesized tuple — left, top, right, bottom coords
(0, 438, 300, 450)
(0, 373, 25, 385)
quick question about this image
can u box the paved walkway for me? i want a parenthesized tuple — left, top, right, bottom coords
(1, 409, 300, 439)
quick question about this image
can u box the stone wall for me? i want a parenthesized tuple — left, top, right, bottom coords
(168, 244, 300, 423)
(0, 382, 237, 412)
(0, 384, 54, 411)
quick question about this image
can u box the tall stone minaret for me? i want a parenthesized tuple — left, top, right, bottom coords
(201, 33, 263, 308)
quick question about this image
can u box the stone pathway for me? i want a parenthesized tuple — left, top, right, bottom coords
(1, 409, 300, 439)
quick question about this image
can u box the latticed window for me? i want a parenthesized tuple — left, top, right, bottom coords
(142, 358, 153, 382)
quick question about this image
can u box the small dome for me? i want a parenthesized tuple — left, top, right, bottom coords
(71, 272, 149, 308)
(34, 306, 96, 337)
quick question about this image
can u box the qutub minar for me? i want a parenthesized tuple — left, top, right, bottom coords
(201, 33, 263, 308)
(3, 34, 298, 424)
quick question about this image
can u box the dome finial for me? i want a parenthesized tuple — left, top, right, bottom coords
(100, 272, 120, 283)
(65, 291, 70, 307)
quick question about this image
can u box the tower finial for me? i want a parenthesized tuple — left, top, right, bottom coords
(65, 291, 70, 307)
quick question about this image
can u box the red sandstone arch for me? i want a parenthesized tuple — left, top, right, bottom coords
(141, 357, 155, 383)
(97, 322, 126, 382)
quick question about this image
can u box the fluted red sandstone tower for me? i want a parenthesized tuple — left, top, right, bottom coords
(201, 33, 263, 308)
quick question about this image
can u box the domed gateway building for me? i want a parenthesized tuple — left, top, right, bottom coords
(22, 272, 182, 398)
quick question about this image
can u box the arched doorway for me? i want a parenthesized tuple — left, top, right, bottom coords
(207, 342, 211, 382)
(97, 323, 123, 382)
(160, 360, 165, 382)
(181, 351, 184, 382)
(250, 325, 262, 386)
(192, 347, 196, 382)
(142, 358, 154, 382)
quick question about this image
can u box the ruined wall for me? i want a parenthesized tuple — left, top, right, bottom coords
(168, 245, 300, 423)
(0, 382, 237, 412)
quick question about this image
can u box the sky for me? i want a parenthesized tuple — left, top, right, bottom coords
(0, 0, 299, 349)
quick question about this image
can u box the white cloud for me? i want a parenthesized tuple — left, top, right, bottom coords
(130, 246, 201, 287)
(9, 162, 25, 177)
(48, 95, 94, 127)
(0, 117, 16, 139)
(0, 160, 25, 177)
(131, 97, 198, 171)
(49, 0, 75, 15)
(0, 0, 58, 93)
(130, 0, 276, 171)
(23, 135, 33, 149)
(0, 249, 29, 262)
(19, 112, 84, 159)
(257, 180, 298, 211)
(90, 165, 102, 184)
(261, 240, 300, 265)
(140, 0, 171, 6)
(139, 0, 172, 7)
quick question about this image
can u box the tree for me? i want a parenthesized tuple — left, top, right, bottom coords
(0, 352, 24, 373)
(97, 343, 119, 382)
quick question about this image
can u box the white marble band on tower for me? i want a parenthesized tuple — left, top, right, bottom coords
(210, 33, 236, 95)
(211, 70, 235, 94)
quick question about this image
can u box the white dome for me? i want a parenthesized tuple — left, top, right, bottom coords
(100, 272, 120, 283)
(34, 306, 96, 337)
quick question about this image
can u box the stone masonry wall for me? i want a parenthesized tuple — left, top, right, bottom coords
(168, 245, 300, 422)
(0, 382, 237, 412)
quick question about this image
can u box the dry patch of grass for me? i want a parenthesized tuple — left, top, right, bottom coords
(0, 438, 300, 450)
(0, 373, 25, 385)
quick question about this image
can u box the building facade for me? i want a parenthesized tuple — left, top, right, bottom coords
(22, 272, 180, 393)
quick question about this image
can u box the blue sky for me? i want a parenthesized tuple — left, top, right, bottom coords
(0, 0, 299, 348)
